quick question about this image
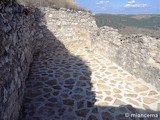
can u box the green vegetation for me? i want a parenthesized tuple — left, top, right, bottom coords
(95, 14, 160, 30)
(95, 14, 160, 38)
(16, 0, 83, 10)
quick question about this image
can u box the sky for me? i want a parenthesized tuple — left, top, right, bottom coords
(74, 0, 160, 14)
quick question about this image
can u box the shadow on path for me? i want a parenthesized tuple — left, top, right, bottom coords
(19, 8, 160, 120)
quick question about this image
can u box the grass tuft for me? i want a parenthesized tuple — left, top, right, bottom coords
(16, 0, 84, 10)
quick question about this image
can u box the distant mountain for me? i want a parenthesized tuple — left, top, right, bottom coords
(95, 14, 160, 38)
(95, 14, 160, 29)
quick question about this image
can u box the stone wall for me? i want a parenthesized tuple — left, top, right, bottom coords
(38, 6, 160, 90)
(92, 26, 160, 90)
(0, 1, 97, 120)
(39, 7, 97, 49)
(39, 6, 160, 91)
(0, 0, 44, 120)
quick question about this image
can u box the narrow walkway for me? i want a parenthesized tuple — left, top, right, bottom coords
(20, 42, 160, 120)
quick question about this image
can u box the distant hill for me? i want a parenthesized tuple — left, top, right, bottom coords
(95, 14, 160, 30)
(95, 14, 160, 38)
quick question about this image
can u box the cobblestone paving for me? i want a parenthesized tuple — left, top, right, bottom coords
(20, 42, 160, 120)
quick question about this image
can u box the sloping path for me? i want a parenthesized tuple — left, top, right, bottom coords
(20, 42, 160, 120)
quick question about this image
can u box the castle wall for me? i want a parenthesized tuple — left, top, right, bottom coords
(39, 7, 97, 49)
(0, 1, 96, 120)
(0, 0, 44, 119)
(0, 1, 160, 120)
(91, 26, 160, 90)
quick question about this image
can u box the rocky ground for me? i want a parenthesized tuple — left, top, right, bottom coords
(19, 42, 160, 120)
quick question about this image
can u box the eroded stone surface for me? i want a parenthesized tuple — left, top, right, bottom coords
(20, 43, 160, 120)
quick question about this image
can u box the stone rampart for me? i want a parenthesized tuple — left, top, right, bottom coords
(0, 1, 160, 120)
(0, 0, 44, 119)
(39, 7, 97, 49)
(92, 26, 160, 90)
(0, 1, 97, 120)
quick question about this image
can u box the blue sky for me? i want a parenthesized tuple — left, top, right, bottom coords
(74, 0, 160, 14)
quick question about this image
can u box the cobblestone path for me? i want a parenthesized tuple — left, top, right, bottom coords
(20, 42, 160, 120)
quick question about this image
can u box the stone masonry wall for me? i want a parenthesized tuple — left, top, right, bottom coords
(0, 1, 97, 120)
(0, 0, 45, 120)
(39, 7, 97, 49)
(40, 6, 160, 91)
(92, 26, 160, 90)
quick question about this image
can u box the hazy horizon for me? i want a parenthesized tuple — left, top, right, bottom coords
(95, 13, 160, 15)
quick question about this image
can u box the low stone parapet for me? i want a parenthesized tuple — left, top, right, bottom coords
(91, 26, 160, 90)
